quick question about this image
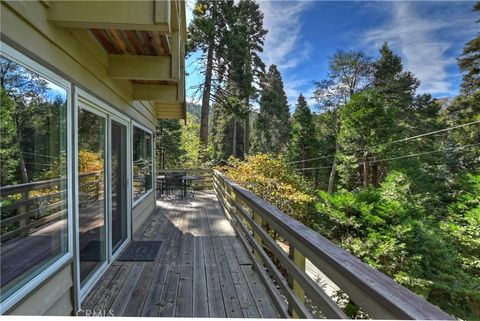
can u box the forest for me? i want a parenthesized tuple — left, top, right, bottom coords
(155, 1, 480, 319)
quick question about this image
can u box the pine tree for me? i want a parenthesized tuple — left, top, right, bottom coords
(288, 94, 317, 175)
(227, 0, 267, 155)
(458, 2, 480, 94)
(337, 89, 395, 188)
(188, 0, 234, 148)
(373, 42, 419, 113)
(156, 119, 184, 169)
(252, 65, 291, 154)
(313, 50, 373, 193)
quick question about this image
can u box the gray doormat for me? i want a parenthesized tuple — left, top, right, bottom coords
(117, 241, 162, 261)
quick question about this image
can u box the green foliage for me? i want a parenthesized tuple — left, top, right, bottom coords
(179, 113, 207, 168)
(337, 89, 396, 188)
(441, 172, 480, 278)
(157, 119, 185, 169)
(252, 64, 291, 154)
(288, 94, 317, 171)
(314, 171, 480, 319)
(0, 89, 19, 184)
(458, 2, 480, 94)
(210, 101, 245, 160)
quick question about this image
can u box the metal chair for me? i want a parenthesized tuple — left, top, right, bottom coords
(165, 172, 185, 196)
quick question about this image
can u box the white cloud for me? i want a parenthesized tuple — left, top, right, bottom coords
(283, 76, 316, 110)
(362, 2, 474, 95)
(259, 1, 313, 71)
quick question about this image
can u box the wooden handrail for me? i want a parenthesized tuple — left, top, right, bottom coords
(213, 170, 454, 320)
(1, 171, 103, 242)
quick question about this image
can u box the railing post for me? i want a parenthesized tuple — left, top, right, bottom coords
(18, 190, 29, 237)
(252, 210, 263, 263)
(288, 246, 306, 318)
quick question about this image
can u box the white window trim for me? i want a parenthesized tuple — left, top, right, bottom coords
(131, 120, 155, 208)
(0, 42, 74, 313)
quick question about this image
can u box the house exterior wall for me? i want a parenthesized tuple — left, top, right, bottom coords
(0, 0, 181, 315)
(7, 263, 74, 315)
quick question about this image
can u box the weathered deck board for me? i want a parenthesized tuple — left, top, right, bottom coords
(82, 192, 280, 318)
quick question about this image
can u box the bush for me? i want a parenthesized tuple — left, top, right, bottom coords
(219, 154, 315, 223)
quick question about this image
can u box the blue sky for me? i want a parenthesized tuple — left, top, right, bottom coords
(186, 1, 478, 110)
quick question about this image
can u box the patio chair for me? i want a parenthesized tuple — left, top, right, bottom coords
(165, 172, 185, 196)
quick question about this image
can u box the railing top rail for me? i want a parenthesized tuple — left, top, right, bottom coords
(213, 170, 454, 320)
(158, 168, 213, 172)
(0, 171, 102, 196)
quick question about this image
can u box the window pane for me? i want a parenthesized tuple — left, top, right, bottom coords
(78, 108, 106, 286)
(133, 127, 153, 202)
(0, 56, 68, 301)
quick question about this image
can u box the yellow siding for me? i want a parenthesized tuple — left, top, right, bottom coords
(132, 192, 156, 235)
(7, 263, 74, 316)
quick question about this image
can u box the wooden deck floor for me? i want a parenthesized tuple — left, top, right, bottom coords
(82, 191, 280, 318)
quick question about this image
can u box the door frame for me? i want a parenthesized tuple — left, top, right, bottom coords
(73, 87, 132, 305)
(108, 115, 132, 262)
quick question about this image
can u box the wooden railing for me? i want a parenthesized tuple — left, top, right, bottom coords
(0, 171, 102, 243)
(158, 168, 213, 190)
(213, 170, 454, 320)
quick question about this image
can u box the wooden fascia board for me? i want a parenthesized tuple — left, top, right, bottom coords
(48, 1, 171, 33)
(108, 54, 172, 80)
(133, 84, 178, 101)
(155, 101, 186, 120)
(171, 0, 180, 32)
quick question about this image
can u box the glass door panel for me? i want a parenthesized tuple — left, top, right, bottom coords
(78, 108, 106, 287)
(111, 120, 128, 253)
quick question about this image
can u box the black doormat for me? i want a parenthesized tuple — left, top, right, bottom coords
(117, 241, 162, 261)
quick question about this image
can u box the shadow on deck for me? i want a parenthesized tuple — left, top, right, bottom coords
(82, 191, 280, 318)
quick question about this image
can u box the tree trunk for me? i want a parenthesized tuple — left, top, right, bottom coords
(15, 121, 29, 183)
(232, 117, 237, 157)
(244, 114, 250, 156)
(200, 45, 214, 147)
(244, 98, 250, 155)
(327, 140, 339, 194)
(372, 162, 380, 187)
(363, 153, 369, 187)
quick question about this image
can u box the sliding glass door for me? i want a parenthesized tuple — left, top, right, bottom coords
(76, 93, 131, 299)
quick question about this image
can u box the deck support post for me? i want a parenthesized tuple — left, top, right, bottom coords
(288, 246, 306, 318)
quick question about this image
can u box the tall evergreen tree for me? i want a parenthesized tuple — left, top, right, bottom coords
(337, 89, 395, 188)
(227, 0, 267, 155)
(252, 65, 291, 154)
(313, 50, 373, 193)
(458, 2, 480, 94)
(288, 94, 317, 175)
(188, 0, 233, 148)
(373, 42, 419, 113)
(446, 2, 480, 172)
(156, 119, 184, 169)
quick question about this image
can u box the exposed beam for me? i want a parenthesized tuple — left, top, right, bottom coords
(133, 84, 177, 101)
(108, 54, 172, 80)
(171, 31, 181, 79)
(155, 0, 171, 32)
(155, 102, 186, 120)
(48, 1, 171, 32)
